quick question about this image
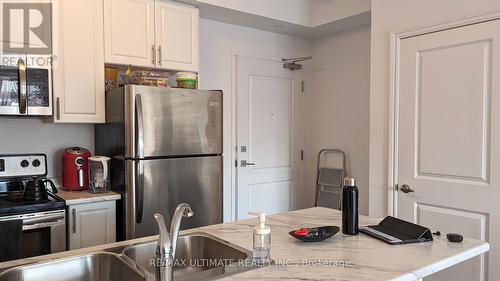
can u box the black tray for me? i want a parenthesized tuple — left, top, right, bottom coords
(289, 226, 340, 242)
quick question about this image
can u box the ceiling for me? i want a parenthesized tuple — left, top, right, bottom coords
(174, 0, 371, 39)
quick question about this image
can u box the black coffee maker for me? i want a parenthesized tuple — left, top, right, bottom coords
(23, 177, 58, 203)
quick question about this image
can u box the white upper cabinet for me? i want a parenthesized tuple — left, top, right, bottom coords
(155, 1, 199, 71)
(104, 0, 199, 71)
(104, 0, 155, 67)
(52, 0, 105, 123)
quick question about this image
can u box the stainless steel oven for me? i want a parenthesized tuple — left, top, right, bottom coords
(0, 210, 66, 258)
(0, 54, 52, 116)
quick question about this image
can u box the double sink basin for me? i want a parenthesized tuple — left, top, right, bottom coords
(0, 232, 254, 281)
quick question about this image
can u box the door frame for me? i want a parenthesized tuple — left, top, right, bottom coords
(387, 11, 500, 216)
(230, 52, 305, 220)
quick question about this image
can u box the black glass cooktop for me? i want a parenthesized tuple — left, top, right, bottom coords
(0, 193, 65, 216)
(0, 181, 65, 216)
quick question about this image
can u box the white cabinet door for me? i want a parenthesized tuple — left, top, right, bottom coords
(104, 0, 155, 67)
(52, 0, 105, 123)
(155, 0, 198, 71)
(68, 201, 116, 250)
(397, 19, 500, 281)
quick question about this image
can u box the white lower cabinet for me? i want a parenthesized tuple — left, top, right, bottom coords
(67, 201, 116, 250)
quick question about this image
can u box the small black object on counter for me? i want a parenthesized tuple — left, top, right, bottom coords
(447, 233, 463, 243)
(342, 177, 359, 235)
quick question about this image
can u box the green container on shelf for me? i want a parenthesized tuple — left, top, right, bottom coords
(175, 72, 198, 89)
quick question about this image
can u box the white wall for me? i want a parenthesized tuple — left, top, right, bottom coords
(0, 119, 94, 180)
(198, 18, 311, 221)
(369, 0, 500, 217)
(304, 25, 370, 214)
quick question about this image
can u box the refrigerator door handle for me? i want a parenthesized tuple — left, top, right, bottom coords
(135, 160, 144, 224)
(135, 94, 145, 158)
(134, 94, 145, 224)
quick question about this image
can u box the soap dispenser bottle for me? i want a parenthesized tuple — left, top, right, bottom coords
(249, 212, 271, 262)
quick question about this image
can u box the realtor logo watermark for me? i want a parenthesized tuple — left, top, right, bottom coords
(2, 2, 52, 54)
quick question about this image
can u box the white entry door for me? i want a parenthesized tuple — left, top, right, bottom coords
(235, 55, 303, 220)
(397, 20, 500, 281)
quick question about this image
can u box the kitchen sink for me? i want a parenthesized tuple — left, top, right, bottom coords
(0, 232, 255, 281)
(0, 253, 145, 281)
(122, 232, 254, 281)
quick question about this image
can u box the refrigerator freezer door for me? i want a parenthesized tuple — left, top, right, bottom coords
(126, 156, 222, 239)
(124, 85, 222, 158)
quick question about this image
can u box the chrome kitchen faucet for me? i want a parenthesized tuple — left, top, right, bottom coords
(154, 203, 194, 281)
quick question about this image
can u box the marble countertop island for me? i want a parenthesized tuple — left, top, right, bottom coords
(0, 207, 489, 280)
(202, 207, 489, 281)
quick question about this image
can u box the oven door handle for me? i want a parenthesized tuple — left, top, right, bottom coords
(18, 58, 27, 114)
(23, 219, 65, 230)
(22, 213, 65, 226)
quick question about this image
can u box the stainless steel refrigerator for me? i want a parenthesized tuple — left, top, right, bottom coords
(96, 85, 222, 240)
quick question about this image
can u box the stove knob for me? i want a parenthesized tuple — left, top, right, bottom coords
(32, 159, 41, 167)
(20, 160, 29, 168)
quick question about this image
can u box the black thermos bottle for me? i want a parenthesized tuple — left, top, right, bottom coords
(342, 177, 359, 235)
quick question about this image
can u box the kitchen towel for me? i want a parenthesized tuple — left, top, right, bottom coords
(0, 219, 23, 262)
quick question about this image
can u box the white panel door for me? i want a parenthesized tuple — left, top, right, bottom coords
(52, 0, 105, 123)
(155, 0, 198, 71)
(236, 55, 303, 219)
(397, 20, 500, 281)
(104, 0, 155, 67)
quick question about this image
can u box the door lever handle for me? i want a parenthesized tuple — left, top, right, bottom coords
(399, 184, 415, 193)
(241, 160, 255, 167)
